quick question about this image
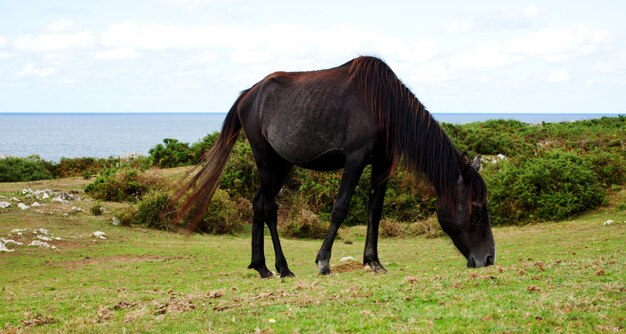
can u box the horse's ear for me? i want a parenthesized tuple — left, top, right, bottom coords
(459, 152, 470, 175)
(471, 156, 482, 171)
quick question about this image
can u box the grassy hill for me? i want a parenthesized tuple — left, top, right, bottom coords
(1, 174, 624, 332)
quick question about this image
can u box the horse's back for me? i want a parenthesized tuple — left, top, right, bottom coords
(242, 64, 380, 170)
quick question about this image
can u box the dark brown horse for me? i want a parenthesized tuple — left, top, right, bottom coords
(172, 56, 495, 278)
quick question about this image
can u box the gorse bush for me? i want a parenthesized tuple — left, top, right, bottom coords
(133, 191, 173, 230)
(129, 188, 249, 234)
(84, 166, 163, 202)
(201, 189, 248, 234)
(485, 151, 606, 224)
(0, 156, 55, 182)
(281, 208, 329, 239)
(149, 138, 195, 168)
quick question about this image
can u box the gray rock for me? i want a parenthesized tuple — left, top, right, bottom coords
(0, 201, 10, 209)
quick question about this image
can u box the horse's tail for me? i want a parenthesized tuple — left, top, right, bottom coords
(169, 90, 247, 230)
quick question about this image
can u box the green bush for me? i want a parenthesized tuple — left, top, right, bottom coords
(485, 151, 606, 224)
(130, 189, 249, 234)
(190, 132, 219, 161)
(201, 189, 249, 234)
(133, 191, 174, 230)
(149, 138, 195, 168)
(84, 167, 163, 202)
(58, 157, 113, 178)
(0, 156, 55, 182)
(219, 136, 259, 199)
(281, 208, 329, 239)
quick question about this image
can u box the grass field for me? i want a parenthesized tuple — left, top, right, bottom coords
(0, 176, 624, 333)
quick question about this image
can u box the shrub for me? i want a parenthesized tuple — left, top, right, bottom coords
(0, 156, 56, 182)
(380, 218, 405, 238)
(200, 189, 248, 234)
(149, 138, 195, 168)
(584, 150, 626, 187)
(57, 157, 113, 178)
(406, 217, 444, 238)
(84, 167, 163, 202)
(190, 132, 219, 161)
(219, 136, 259, 199)
(281, 208, 329, 239)
(133, 191, 174, 230)
(90, 203, 105, 216)
(485, 151, 606, 224)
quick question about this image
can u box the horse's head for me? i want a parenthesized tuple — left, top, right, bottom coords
(437, 154, 495, 268)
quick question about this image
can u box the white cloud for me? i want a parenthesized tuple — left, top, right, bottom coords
(95, 48, 141, 60)
(547, 69, 569, 82)
(14, 63, 56, 78)
(450, 46, 523, 69)
(444, 4, 540, 33)
(444, 20, 474, 33)
(46, 20, 80, 33)
(412, 63, 457, 83)
(161, 0, 229, 7)
(523, 4, 539, 19)
(503, 25, 611, 61)
(14, 30, 95, 52)
(99, 21, 438, 66)
(0, 51, 8, 60)
(0, 36, 6, 47)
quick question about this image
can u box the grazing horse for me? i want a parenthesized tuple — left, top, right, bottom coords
(172, 56, 495, 278)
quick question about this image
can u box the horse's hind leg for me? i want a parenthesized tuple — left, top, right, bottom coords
(248, 157, 294, 278)
(363, 159, 393, 273)
(248, 191, 273, 278)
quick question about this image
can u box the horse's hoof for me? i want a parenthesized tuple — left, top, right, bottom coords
(280, 270, 295, 278)
(256, 267, 274, 278)
(317, 260, 332, 275)
(366, 261, 388, 274)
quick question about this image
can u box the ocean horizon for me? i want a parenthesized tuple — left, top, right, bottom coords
(1, 112, 622, 161)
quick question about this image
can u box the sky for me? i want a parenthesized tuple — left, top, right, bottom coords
(0, 1, 625, 114)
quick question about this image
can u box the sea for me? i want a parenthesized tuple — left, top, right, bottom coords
(0, 113, 621, 161)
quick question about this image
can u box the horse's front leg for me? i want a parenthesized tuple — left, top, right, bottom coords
(316, 161, 366, 275)
(363, 160, 392, 273)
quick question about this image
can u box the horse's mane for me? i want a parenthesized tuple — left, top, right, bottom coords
(349, 56, 487, 209)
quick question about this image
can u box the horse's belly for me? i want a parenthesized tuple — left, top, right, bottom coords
(292, 149, 345, 171)
(267, 132, 346, 171)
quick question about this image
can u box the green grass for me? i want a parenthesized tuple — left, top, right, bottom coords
(0, 178, 624, 333)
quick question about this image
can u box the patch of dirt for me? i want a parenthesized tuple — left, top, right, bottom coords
(154, 296, 195, 315)
(56, 254, 169, 268)
(21, 314, 56, 327)
(331, 260, 364, 273)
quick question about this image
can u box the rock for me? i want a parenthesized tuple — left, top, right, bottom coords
(10, 197, 20, 202)
(92, 231, 107, 239)
(1, 238, 23, 246)
(18, 203, 30, 210)
(497, 154, 507, 160)
(36, 235, 52, 242)
(52, 196, 68, 203)
(603, 220, 614, 226)
(0, 240, 14, 252)
(71, 207, 83, 213)
(340, 256, 357, 263)
(29, 240, 51, 248)
(111, 217, 121, 226)
(0, 201, 10, 209)
(10, 228, 29, 234)
(34, 228, 49, 235)
(20, 188, 33, 195)
(31, 202, 42, 207)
